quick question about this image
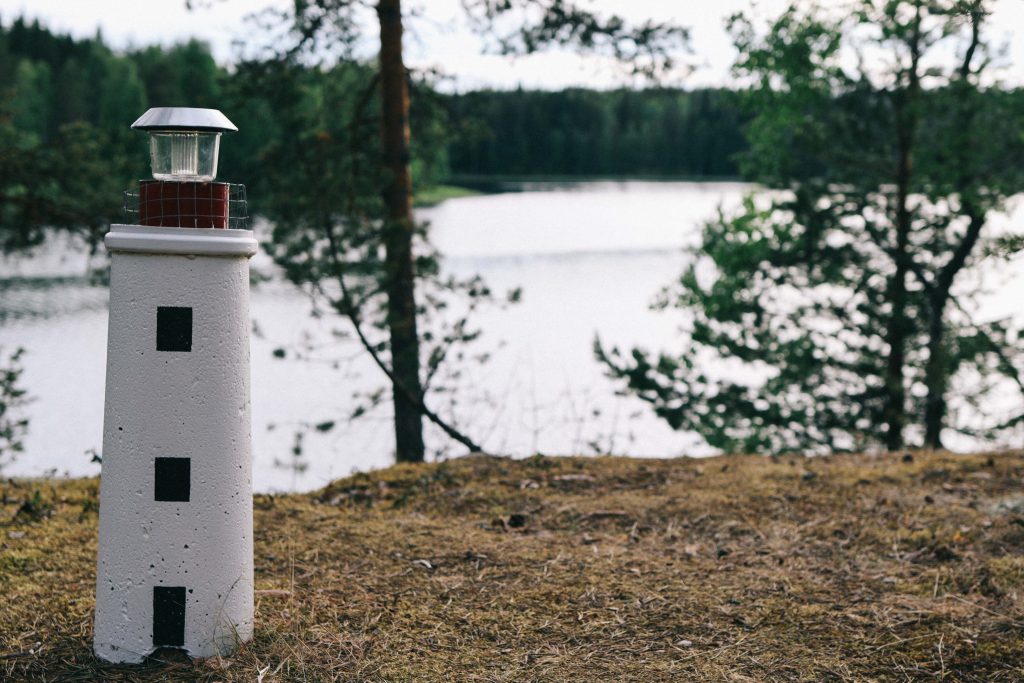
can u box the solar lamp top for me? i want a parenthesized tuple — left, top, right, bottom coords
(131, 107, 238, 133)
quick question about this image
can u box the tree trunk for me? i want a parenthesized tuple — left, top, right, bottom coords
(881, 6, 924, 452)
(882, 198, 909, 452)
(883, 118, 915, 452)
(377, 0, 425, 462)
(922, 11, 984, 450)
(923, 207, 984, 449)
(923, 291, 948, 448)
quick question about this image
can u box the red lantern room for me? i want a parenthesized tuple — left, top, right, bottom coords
(130, 107, 240, 230)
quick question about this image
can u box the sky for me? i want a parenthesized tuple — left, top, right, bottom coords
(0, 0, 1021, 90)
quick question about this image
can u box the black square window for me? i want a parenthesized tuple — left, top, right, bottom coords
(153, 586, 186, 647)
(156, 306, 192, 352)
(154, 457, 190, 502)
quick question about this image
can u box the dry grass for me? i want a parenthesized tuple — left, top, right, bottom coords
(3, 450, 1024, 681)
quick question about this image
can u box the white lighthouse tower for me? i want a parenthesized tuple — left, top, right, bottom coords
(94, 108, 257, 663)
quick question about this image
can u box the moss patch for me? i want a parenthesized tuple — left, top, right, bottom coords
(2, 451, 1024, 681)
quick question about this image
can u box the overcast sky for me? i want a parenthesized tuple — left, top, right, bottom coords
(0, 0, 1021, 90)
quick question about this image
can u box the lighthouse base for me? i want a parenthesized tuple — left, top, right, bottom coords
(94, 225, 257, 663)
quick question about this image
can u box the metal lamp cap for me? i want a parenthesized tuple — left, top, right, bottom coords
(131, 107, 238, 133)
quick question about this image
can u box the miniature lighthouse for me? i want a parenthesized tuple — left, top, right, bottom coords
(94, 108, 257, 663)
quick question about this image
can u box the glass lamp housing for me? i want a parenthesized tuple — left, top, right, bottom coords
(148, 131, 221, 182)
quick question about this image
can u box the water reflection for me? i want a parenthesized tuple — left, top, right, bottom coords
(0, 276, 108, 323)
(4, 181, 1017, 491)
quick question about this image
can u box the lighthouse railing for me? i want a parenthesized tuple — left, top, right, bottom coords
(122, 182, 249, 230)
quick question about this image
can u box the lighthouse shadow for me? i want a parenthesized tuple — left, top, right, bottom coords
(79, 647, 194, 679)
(144, 646, 193, 666)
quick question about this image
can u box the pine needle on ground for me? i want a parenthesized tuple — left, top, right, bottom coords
(2, 451, 1024, 681)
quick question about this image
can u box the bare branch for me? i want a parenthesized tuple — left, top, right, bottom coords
(321, 221, 485, 453)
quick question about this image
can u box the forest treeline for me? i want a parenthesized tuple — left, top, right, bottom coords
(0, 17, 744, 250)
(445, 89, 745, 177)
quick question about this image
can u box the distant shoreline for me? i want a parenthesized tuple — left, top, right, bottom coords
(441, 174, 748, 198)
(416, 175, 749, 207)
(446, 173, 744, 185)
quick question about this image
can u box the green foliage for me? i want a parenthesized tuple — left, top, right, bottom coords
(230, 57, 390, 296)
(0, 347, 28, 471)
(446, 88, 746, 178)
(600, 0, 1024, 454)
(240, 53, 503, 447)
(0, 117, 129, 252)
(0, 15, 738, 251)
(262, 0, 690, 458)
(462, 0, 689, 78)
(0, 17, 250, 252)
(0, 19, 149, 251)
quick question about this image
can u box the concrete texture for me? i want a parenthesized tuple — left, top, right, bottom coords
(94, 225, 257, 663)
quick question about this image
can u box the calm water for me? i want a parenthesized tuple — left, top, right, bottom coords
(1, 181, 1020, 491)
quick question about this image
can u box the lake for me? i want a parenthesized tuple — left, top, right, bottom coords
(1, 180, 1021, 491)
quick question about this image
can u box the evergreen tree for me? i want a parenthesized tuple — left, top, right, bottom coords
(444, 88, 747, 178)
(598, 0, 1024, 454)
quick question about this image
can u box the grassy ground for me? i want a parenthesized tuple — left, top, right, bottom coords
(2, 451, 1024, 681)
(412, 185, 482, 208)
